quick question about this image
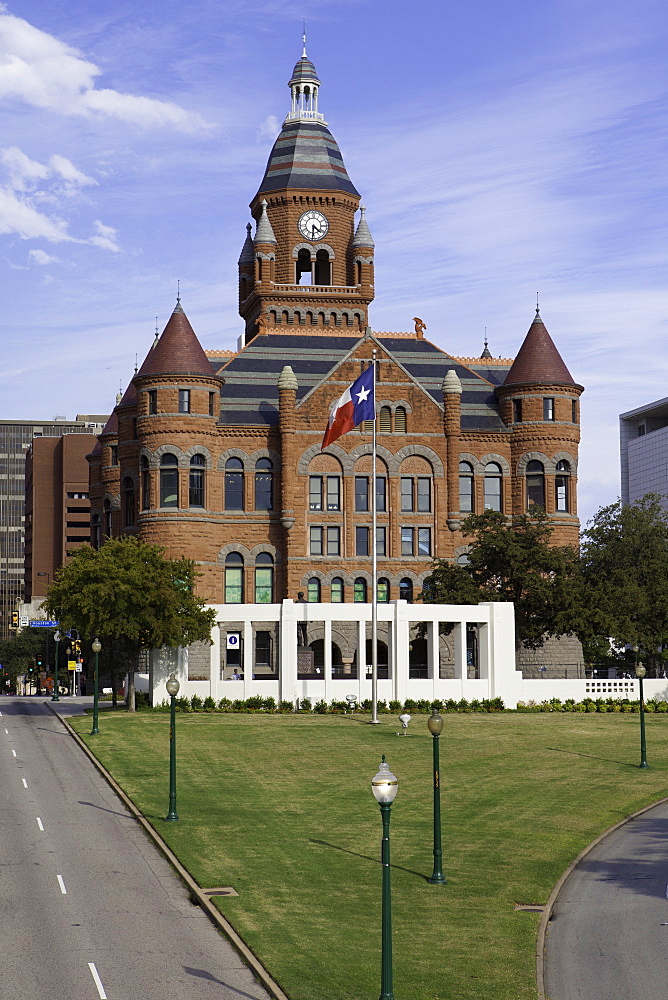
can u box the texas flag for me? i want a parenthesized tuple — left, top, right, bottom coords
(322, 365, 375, 448)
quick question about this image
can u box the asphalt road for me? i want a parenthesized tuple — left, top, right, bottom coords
(544, 799, 668, 1000)
(0, 696, 271, 1000)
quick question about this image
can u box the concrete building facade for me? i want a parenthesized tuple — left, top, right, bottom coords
(620, 396, 668, 509)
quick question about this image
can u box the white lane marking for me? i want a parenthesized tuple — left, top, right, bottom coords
(88, 963, 108, 999)
(11, 749, 16, 756)
(22, 778, 27, 788)
(57, 874, 67, 894)
(4, 728, 8, 734)
(36, 817, 44, 831)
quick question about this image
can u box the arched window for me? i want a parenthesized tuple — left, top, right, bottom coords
(399, 578, 413, 603)
(225, 458, 244, 510)
(315, 249, 331, 285)
(103, 499, 112, 538)
(92, 513, 101, 550)
(330, 577, 344, 603)
(379, 406, 392, 433)
(255, 552, 274, 603)
(141, 456, 150, 510)
(483, 462, 502, 512)
(307, 577, 321, 602)
(526, 460, 545, 509)
(555, 460, 570, 512)
(160, 454, 179, 508)
(225, 552, 244, 604)
(457, 552, 471, 566)
(296, 248, 312, 285)
(394, 407, 407, 433)
(377, 578, 390, 602)
(354, 577, 367, 602)
(459, 461, 474, 513)
(255, 458, 273, 510)
(189, 454, 205, 508)
(123, 476, 135, 527)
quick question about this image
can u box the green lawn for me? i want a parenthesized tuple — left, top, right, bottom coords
(70, 710, 668, 1000)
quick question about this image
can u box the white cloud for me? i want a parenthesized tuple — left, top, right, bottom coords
(0, 12, 209, 131)
(258, 114, 279, 140)
(28, 248, 57, 265)
(0, 146, 120, 247)
(90, 219, 119, 252)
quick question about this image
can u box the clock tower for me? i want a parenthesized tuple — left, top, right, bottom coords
(238, 37, 375, 342)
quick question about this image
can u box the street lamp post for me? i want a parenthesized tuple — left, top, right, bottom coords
(91, 639, 101, 735)
(427, 710, 446, 885)
(165, 673, 180, 821)
(635, 662, 649, 769)
(51, 631, 60, 702)
(371, 756, 398, 1000)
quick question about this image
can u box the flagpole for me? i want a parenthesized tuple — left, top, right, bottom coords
(370, 349, 379, 725)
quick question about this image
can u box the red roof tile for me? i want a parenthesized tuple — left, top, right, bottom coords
(136, 303, 214, 378)
(503, 311, 576, 387)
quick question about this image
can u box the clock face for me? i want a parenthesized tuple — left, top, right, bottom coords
(298, 210, 329, 241)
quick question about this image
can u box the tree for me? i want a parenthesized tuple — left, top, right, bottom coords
(421, 509, 581, 649)
(580, 495, 668, 674)
(44, 537, 217, 709)
(0, 627, 51, 693)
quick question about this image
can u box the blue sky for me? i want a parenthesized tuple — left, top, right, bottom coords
(1, 0, 667, 527)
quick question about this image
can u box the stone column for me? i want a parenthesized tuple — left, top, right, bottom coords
(278, 366, 298, 598)
(442, 369, 462, 531)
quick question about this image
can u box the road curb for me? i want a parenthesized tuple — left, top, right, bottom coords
(47, 702, 290, 1000)
(536, 791, 668, 1000)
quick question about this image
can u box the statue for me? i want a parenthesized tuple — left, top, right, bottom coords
(413, 317, 426, 338)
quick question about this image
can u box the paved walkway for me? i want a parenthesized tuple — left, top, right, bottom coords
(544, 799, 668, 999)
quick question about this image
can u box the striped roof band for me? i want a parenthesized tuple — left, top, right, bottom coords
(256, 122, 359, 198)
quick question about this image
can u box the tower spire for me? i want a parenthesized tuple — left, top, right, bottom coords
(287, 36, 325, 124)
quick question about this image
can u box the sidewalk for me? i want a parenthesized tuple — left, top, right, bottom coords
(543, 798, 668, 999)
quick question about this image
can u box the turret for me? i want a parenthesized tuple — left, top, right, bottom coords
(496, 308, 583, 540)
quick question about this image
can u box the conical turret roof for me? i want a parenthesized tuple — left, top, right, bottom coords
(503, 309, 576, 387)
(136, 301, 215, 379)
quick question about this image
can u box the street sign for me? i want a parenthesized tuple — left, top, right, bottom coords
(20, 616, 28, 627)
(75, 664, 82, 673)
(226, 633, 240, 649)
(29, 620, 59, 628)
(67, 660, 76, 672)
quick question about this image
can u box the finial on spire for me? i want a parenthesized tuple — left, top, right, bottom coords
(481, 327, 492, 359)
(177, 279, 181, 305)
(152, 316, 159, 348)
(536, 292, 540, 316)
(134, 353, 138, 375)
(302, 21, 307, 58)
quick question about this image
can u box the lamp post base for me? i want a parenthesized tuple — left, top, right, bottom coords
(427, 874, 447, 885)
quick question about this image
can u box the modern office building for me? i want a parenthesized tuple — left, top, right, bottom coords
(620, 396, 668, 509)
(0, 416, 105, 639)
(24, 432, 102, 618)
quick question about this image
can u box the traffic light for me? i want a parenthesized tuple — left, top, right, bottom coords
(11, 610, 18, 629)
(74, 640, 81, 656)
(36, 656, 42, 667)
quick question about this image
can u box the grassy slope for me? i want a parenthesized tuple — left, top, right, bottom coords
(71, 711, 668, 1000)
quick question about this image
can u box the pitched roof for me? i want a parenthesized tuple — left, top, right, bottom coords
(136, 302, 215, 379)
(254, 121, 359, 199)
(209, 334, 507, 431)
(503, 310, 576, 387)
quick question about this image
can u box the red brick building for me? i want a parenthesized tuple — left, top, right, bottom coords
(88, 43, 582, 622)
(25, 433, 99, 603)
